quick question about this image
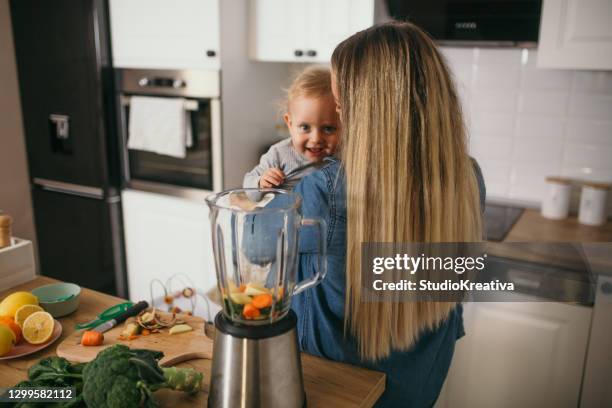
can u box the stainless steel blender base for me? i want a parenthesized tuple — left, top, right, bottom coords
(208, 310, 306, 408)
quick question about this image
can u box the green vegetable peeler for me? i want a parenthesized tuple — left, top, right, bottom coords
(74, 302, 134, 330)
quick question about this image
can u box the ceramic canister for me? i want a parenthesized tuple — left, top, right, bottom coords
(578, 182, 610, 226)
(541, 177, 573, 220)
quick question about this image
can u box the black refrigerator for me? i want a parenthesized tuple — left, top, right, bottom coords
(11, 0, 128, 297)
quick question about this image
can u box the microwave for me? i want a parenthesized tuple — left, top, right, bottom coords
(386, 0, 542, 46)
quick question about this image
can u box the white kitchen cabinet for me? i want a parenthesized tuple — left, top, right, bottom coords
(122, 189, 217, 319)
(538, 0, 612, 70)
(435, 300, 592, 408)
(248, 0, 307, 63)
(249, 0, 374, 62)
(580, 275, 612, 408)
(109, 0, 220, 70)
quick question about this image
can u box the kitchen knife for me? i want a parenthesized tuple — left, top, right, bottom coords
(92, 300, 149, 333)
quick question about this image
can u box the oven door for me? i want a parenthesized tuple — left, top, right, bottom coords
(119, 94, 222, 194)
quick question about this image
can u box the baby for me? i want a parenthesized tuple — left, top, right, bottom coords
(243, 66, 340, 190)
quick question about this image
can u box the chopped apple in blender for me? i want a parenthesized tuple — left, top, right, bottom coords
(244, 283, 271, 296)
(230, 292, 253, 305)
(227, 280, 239, 293)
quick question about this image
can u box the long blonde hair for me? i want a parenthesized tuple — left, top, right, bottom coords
(331, 22, 483, 361)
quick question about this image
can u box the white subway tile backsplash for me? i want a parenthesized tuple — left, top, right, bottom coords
(509, 163, 560, 202)
(566, 119, 612, 145)
(473, 65, 520, 90)
(469, 136, 513, 161)
(458, 90, 473, 129)
(440, 46, 612, 207)
(474, 48, 522, 70)
(563, 143, 612, 169)
(456, 85, 471, 111)
(509, 183, 546, 202)
(472, 90, 518, 114)
(471, 112, 515, 139)
(477, 160, 511, 184)
(569, 93, 612, 120)
(521, 68, 573, 90)
(484, 182, 509, 198)
(521, 49, 537, 69)
(451, 71, 472, 93)
(518, 90, 570, 115)
(515, 115, 566, 139)
(441, 47, 475, 67)
(512, 136, 563, 165)
(573, 71, 612, 94)
(442, 48, 474, 88)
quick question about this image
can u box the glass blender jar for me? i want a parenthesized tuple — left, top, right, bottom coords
(206, 188, 327, 408)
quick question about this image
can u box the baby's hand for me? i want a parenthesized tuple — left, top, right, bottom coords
(260, 168, 285, 188)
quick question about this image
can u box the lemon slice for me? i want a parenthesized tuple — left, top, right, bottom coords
(22, 311, 54, 345)
(14, 304, 44, 328)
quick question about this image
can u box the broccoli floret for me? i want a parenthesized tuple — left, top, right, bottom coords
(8, 345, 203, 408)
(82, 345, 157, 407)
(82, 345, 203, 408)
(161, 366, 203, 394)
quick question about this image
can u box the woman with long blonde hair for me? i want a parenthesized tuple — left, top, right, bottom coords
(293, 21, 485, 407)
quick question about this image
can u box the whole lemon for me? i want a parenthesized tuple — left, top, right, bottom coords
(0, 292, 39, 318)
(0, 324, 15, 356)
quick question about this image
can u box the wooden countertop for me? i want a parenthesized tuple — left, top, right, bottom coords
(486, 209, 612, 274)
(0, 277, 385, 407)
(504, 209, 612, 242)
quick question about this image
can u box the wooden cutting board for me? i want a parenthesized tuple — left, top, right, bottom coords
(56, 313, 214, 366)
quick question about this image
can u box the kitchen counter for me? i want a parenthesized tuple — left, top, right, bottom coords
(504, 209, 612, 242)
(0, 277, 385, 407)
(486, 209, 612, 276)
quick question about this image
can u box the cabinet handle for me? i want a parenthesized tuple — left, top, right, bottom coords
(307, 50, 317, 57)
(294, 49, 303, 57)
(138, 77, 186, 89)
(206, 50, 216, 57)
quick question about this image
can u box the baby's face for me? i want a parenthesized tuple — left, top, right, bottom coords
(284, 95, 339, 163)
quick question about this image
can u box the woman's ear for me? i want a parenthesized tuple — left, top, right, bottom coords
(283, 113, 292, 129)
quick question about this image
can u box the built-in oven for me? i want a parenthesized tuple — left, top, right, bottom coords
(115, 68, 222, 198)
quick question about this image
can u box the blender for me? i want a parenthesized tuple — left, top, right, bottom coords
(206, 189, 327, 408)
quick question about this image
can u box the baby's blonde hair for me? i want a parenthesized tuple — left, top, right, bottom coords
(285, 65, 333, 111)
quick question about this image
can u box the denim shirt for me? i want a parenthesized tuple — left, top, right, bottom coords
(292, 159, 486, 408)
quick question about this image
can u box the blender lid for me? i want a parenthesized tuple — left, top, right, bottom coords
(215, 309, 298, 339)
(206, 188, 302, 214)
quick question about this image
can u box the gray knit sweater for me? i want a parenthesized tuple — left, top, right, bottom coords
(243, 138, 325, 190)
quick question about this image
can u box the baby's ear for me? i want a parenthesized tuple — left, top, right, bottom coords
(283, 113, 291, 128)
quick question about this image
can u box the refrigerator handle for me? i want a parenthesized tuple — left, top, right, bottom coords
(33, 178, 104, 200)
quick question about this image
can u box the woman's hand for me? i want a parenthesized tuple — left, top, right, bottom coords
(259, 168, 285, 188)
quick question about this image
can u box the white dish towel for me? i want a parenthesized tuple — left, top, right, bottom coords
(127, 96, 192, 158)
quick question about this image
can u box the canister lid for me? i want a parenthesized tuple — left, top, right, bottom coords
(545, 176, 572, 185)
(581, 181, 611, 190)
(0, 213, 12, 227)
